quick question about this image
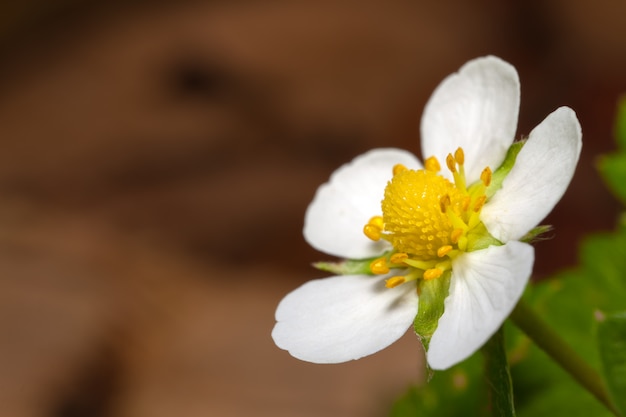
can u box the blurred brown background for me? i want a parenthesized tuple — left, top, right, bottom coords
(0, 1, 624, 416)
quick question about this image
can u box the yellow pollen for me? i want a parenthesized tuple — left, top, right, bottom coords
(385, 276, 406, 288)
(437, 245, 453, 257)
(424, 156, 441, 172)
(423, 268, 443, 280)
(382, 169, 464, 260)
(446, 154, 457, 173)
(481, 167, 492, 187)
(473, 195, 487, 212)
(451, 228, 464, 244)
(454, 147, 465, 165)
(393, 164, 408, 176)
(370, 258, 390, 275)
(390, 252, 409, 264)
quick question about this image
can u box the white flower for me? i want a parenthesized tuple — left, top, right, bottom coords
(272, 56, 582, 370)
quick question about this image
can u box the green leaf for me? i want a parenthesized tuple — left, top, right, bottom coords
(598, 153, 626, 205)
(508, 224, 626, 416)
(482, 327, 516, 417)
(598, 96, 626, 203)
(597, 311, 626, 416)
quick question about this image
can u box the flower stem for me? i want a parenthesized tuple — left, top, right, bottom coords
(510, 299, 620, 416)
(482, 327, 516, 417)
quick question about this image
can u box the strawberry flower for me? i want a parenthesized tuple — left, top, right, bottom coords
(272, 56, 582, 370)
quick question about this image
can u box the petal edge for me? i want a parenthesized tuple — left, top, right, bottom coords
(427, 241, 534, 370)
(421, 56, 520, 183)
(482, 107, 582, 242)
(304, 148, 421, 259)
(272, 274, 419, 363)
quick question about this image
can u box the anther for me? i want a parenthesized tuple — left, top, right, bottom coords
(451, 228, 464, 244)
(473, 195, 487, 212)
(390, 252, 409, 264)
(368, 216, 384, 228)
(454, 148, 465, 165)
(363, 216, 384, 241)
(437, 245, 453, 258)
(446, 154, 457, 173)
(462, 196, 471, 212)
(439, 194, 451, 213)
(480, 167, 492, 187)
(393, 164, 408, 176)
(385, 276, 406, 288)
(424, 156, 441, 172)
(363, 224, 381, 241)
(370, 258, 390, 275)
(423, 268, 443, 280)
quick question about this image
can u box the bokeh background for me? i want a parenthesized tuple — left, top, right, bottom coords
(0, 1, 625, 416)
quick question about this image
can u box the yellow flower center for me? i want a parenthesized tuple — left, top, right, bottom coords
(363, 147, 493, 288)
(381, 169, 463, 260)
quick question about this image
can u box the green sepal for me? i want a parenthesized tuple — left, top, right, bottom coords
(313, 255, 383, 275)
(467, 222, 502, 251)
(486, 140, 525, 198)
(519, 224, 554, 244)
(414, 271, 452, 353)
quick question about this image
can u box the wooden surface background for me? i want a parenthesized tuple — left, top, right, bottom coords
(0, 1, 624, 416)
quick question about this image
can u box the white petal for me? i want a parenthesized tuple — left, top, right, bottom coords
(481, 107, 582, 242)
(304, 148, 421, 259)
(421, 56, 520, 183)
(427, 241, 533, 370)
(272, 274, 419, 363)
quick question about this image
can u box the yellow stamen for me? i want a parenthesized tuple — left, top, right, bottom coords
(424, 156, 441, 172)
(454, 147, 465, 165)
(423, 268, 443, 280)
(390, 252, 409, 264)
(451, 228, 464, 244)
(363, 216, 384, 241)
(461, 195, 471, 212)
(385, 276, 406, 288)
(473, 195, 487, 212)
(363, 224, 381, 241)
(446, 153, 457, 173)
(437, 245, 453, 258)
(439, 194, 451, 213)
(481, 167, 492, 187)
(368, 215, 384, 228)
(370, 258, 390, 274)
(458, 235, 468, 251)
(404, 258, 437, 270)
(393, 164, 408, 176)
